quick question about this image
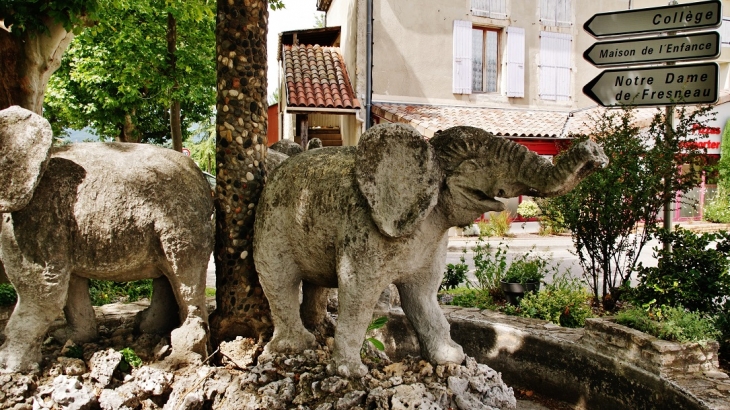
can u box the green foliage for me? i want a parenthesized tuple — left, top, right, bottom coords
(516, 200, 540, 219)
(535, 198, 566, 235)
(0, 283, 17, 306)
(704, 194, 730, 223)
(205, 287, 216, 297)
(715, 310, 730, 361)
(716, 119, 730, 194)
(503, 252, 547, 284)
(64, 344, 85, 360)
(89, 279, 153, 306)
(441, 252, 468, 291)
(0, 0, 100, 36)
(630, 228, 730, 316)
(364, 316, 388, 352)
(468, 239, 509, 297)
(44, 0, 215, 144)
(189, 121, 216, 174)
(479, 211, 512, 237)
(444, 288, 498, 310)
(119, 347, 142, 371)
(511, 274, 593, 328)
(544, 106, 713, 304)
(616, 305, 720, 344)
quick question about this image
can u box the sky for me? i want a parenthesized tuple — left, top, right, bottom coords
(267, 1, 322, 100)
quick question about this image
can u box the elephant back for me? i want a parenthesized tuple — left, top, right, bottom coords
(355, 124, 442, 238)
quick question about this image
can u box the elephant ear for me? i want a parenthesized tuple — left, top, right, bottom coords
(0, 106, 54, 212)
(356, 124, 442, 238)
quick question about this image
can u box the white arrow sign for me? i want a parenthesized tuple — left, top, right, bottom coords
(583, 32, 720, 67)
(582, 62, 718, 107)
(583, 0, 722, 38)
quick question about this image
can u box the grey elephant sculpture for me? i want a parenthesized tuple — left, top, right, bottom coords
(0, 106, 214, 373)
(254, 123, 608, 377)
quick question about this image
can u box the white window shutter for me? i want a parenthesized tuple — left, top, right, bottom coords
(540, 31, 572, 101)
(556, 0, 572, 26)
(471, 0, 507, 19)
(453, 20, 473, 94)
(722, 18, 730, 46)
(506, 27, 525, 98)
(540, 0, 555, 26)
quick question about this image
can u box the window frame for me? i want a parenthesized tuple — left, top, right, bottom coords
(471, 26, 501, 94)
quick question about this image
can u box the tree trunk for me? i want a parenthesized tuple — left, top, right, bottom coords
(209, 0, 271, 344)
(167, 12, 183, 152)
(0, 19, 75, 113)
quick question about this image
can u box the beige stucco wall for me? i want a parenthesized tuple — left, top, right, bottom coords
(326, 0, 730, 113)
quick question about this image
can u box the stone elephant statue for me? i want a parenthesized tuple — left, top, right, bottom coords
(254, 123, 608, 377)
(0, 106, 214, 373)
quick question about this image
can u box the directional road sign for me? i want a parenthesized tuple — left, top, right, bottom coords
(582, 62, 718, 107)
(583, 32, 720, 67)
(583, 0, 722, 38)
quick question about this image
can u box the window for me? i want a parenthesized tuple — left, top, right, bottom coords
(539, 31, 571, 101)
(471, 0, 507, 19)
(453, 21, 524, 96)
(540, 0, 571, 27)
(472, 28, 499, 93)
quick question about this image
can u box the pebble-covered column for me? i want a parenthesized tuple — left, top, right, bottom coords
(209, 0, 271, 343)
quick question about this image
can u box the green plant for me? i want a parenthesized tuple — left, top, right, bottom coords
(63, 344, 85, 359)
(479, 211, 513, 237)
(715, 310, 730, 362)
(544, 106, 713, 305)
(363, 316, 388, 352)
(89, 279, 154, 306)
(511, 273, 593, 328)
(516, 200, 540, 219)
(704, 192, 730, 223)
(0, 283, 17, 306)
(630, 227, 730, 316)
(205, 287, 216, 297)
(469, 239, 509, 298)
(441, 252, 469, 291)
(616, 305, 721, 344)
(442, 287, 498, 310)
(502, 252, 547, 284)
(535, 198, 567, 236)
(119, 347, 142, 372)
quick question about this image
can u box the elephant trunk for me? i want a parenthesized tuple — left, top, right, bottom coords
(517, 140, 608, 197)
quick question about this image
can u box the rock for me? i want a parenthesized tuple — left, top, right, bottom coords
(219, 337, 261, 368)
(704, 370, 729, 380)
(99, 383, 140, 410)
(391, 383, 437, 409)
(335, 390, 365, 409)
(135, 366, 173, 396)
(57, 357, 87, 376)
(50, 375, 95, 410)
(90, 349, 123, 388)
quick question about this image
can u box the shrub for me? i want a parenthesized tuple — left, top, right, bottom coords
(479, 211, 512, 237)
(89, 279, 154, 306)
(445, 288, 497, 310)
(715, 310, 730, 360)
(0, 283, 17, 306)
(119, 347, 143, 372)
(616, 305, 721, 344)
(441, 252, 468, 291)
(535, 198, 566, 236)
(516, 200, 540, 219)
(503, 252, 547, 284)
(630, 228, 730, 316)
(704, 192, 730, 223)
(469, 239, 509, 298)
(510, 273, 593, 328)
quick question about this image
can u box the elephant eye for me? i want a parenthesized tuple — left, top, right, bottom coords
(497, 189, 505, 197)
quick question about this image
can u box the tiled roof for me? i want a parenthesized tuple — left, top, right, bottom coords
(283, 44, 360, 111)
(372, 103, 571, 138)
(373, 92, 730, 139)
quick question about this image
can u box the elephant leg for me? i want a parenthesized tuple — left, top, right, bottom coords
(331, 261, 386, 378)
(396, 279, 465, 366)
(57, 275, 97, 343)
(0, 263, 70, 373)
(160, 246, 210, 360)
(301, 282, 335, 337)
(260, 263, 316, 354)
(136, 276, 179, 335)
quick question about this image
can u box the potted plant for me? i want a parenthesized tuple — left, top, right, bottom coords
(501, 255, 546, 305)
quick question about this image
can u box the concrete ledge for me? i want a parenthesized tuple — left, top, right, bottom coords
(374, 306, 730, 410)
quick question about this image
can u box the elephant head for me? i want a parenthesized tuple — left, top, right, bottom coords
(0, 106, 54, 213)
(356, 124, 608, 235)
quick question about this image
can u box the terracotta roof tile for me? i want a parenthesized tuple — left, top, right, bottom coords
(283, 44, 361, 111)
